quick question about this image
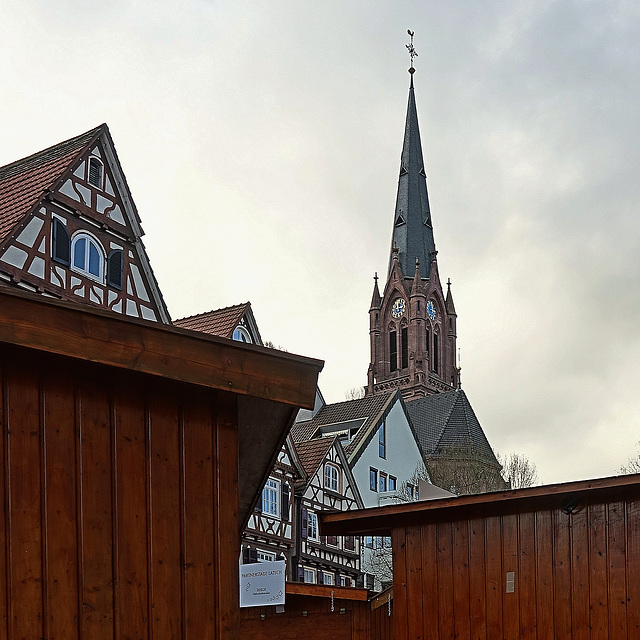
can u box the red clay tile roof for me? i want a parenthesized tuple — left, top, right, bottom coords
(173, 303, 250, 339)
(0, 125, 102, 244)
(294, 437, 334, 477)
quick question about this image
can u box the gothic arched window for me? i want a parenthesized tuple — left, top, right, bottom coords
(71, 232, 104, 282)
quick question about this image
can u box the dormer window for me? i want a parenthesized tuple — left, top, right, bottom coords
(71, 232, 104, 282)
(233, 326, 252, 343)
(88, 157, 103, 188)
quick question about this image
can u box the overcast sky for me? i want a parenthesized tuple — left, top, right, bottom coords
(2, 1, 639, 485)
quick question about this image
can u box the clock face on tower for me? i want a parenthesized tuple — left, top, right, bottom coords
(427, 299, 436, 320)
(391, 297, 406, 318)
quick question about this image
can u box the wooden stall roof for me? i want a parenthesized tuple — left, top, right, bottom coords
(0, 286, 323, 528)
(320, 473, 640, 535)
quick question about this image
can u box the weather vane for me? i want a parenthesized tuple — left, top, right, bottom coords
(406, 29, 418, 74)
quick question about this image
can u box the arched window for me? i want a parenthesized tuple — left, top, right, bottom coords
(88, 157, 103, 188)
(233, 326, 253, 343)
(324, 463, 340, 492)
(71, 232, 104, 282)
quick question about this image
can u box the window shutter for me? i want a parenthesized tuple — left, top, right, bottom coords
(106, 249, 123, 289)
(301, 508, 308, 539)
(254, 494, 262, 513)
(317, 571, 324, 585)
(52, 218, 71, 266)
(297, 565, 304, 582)
(320, 535, 327, 545)
(281, 482, 290, 522)
(242, 547, 250, 564)
(248, 548, 258, 563)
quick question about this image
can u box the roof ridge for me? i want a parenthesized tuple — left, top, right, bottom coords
(174, 302, 250, 323)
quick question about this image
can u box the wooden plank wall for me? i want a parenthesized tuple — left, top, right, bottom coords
(0, 345, 239, 640)
(239, 591, 394, 640)
(393, 497, 640, 639)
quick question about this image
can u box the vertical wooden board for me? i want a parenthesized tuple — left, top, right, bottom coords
(0, 363, 8, 639)
(468, 517, 486, 640)
(570, 508, 589, 640)
(182, 390, 215, 638)
(452, 520, 470, 640)
(77, 376, 114, 638)
(606, 501, 627, 638)
(534, 510, 554, 640)
(517, 512, 536, 639)
(405, 526, 423, 639)
(7, 364, 43, 639)
(148, 389, 183, 640)
(627, 499, 640, 636)
(552, 510, 572, 638)
(392, 527, 407, 639)
(42, 369, 79, 638)
(501, 514, 519, 640)
(436, 521, 454, 639)
(588, 503, 608, 639)
(213, 390, 239, 639)
(421, 523, 439, 640)
(484, 516, 502, 638)
(114, 379, 149, 640)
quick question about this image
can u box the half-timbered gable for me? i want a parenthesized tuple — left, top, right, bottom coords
(293, 436, 364, 587)
(0, 125, 170, 322)
(174, 302, 262, 344)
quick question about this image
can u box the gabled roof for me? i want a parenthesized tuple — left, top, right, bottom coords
(0, 126, 102, 243)
(406, 389, 498, 466)
(388, 75, 436, 279)
(291, 390, 402, 465)
(173, 302, 263, 345)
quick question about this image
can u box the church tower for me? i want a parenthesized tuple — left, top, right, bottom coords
(367, 65, 458, 401)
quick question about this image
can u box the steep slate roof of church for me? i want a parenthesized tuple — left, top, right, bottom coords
(405, 389, 498, 465)
(0, 126, 103, 243)
(291, 390, 400, 463)
(388, 75, 436, 279)
(174, 303, 249, 337)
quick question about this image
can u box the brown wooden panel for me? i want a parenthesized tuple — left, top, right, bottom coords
(148, 390, 183, 639)
(534, 510, 554, 640)
(78, 378, 114, 637)
(607, 501, 627, 638)
(452, 520, 470, 640)
(552, 510, 572, 637)
(43, 370, 80, 638)
(213, 390, 239, 639)
(392, 526, 407, 639)
(405, 525, 423, 639)
(588, 502, 608, 639)
(436, 521, 454, 639)
(114, 381, 149, 639)
(627, 499, 640, 636)
(570, 508, 589, 640)
(517, 511, 536, 639)
(501, 514, 518, 640)
(0, 364, 9, 639)
(183, 390, 216, 638)
(484, 516, 502, 638)
(420, 524, 439, 640)
(239, 611, 351, 640)
(468, 517, 486, 640)
(7, 364, 43, 639)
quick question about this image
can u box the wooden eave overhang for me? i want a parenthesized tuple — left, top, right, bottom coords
(320, 473, 640, 536)
(0, 286, 323, 530)
(285, 582, 369, 602)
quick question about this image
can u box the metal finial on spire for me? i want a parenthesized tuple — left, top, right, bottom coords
(406, 29, 418, 74)
(374, 272, 378, 284)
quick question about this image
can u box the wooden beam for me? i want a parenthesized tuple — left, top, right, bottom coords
(0, 288, 322, 409)
(285, 582, 369, 602)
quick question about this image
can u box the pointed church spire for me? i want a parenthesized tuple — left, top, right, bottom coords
(411, 258, 422, 295)
(370, 272, 382, 310)
(445, 278, 457, 315)
(388, 51, 436, 280)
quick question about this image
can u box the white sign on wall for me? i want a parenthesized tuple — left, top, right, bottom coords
(239, 560, 286, 608)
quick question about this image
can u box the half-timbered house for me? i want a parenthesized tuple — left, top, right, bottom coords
(293, 436, 364, 587)
(174, 302, 262, 344)
(0, 125, 169, 322)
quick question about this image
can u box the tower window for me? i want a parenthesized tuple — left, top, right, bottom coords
(401, 326, 408, 369)
(433, 333, 439, 373)
(71, 233, 104, 282)
(426, 329, 430, 355)
(88, 157, 103, 188)
(389, 331, 397, 372)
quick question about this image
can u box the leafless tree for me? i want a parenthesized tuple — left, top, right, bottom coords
(618, 441, 640, 474)
(496, 452, 539, 488)
(344, 386, 366, 400)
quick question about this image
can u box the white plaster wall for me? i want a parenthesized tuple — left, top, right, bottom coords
(352, 399, 423, 509)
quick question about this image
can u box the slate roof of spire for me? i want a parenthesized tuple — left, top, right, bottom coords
(405, 389, 498, 466)
(388, 75, 436, 279)
(0, 126, 103, 243)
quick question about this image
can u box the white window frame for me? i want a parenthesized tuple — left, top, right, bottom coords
(70, 231, 105, 283)
(261, 477, 280, 518)
(322, 572, 334, 585)
(303, 567, 316, 584)
(324, 463, 340, 492)
(256, 549, 276, 562)
(308, 511, 319, 541)
(233, 325, 253, 343)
